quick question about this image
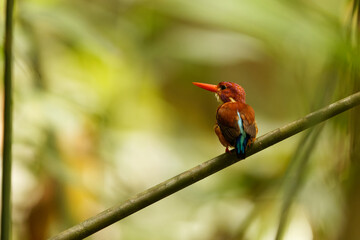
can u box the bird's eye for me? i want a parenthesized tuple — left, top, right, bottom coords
(220, 85, 226, 90)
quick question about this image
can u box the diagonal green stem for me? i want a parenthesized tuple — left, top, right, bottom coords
(1, 0, 15, 239)
(275, 125, 324, 240)
(49, 91, 360, 240)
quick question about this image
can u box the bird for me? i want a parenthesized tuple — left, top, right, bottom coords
(193, 81, 258, 158)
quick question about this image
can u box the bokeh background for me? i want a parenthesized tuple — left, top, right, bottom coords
(2, 0, 360, 239)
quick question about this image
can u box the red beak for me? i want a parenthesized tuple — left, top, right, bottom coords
(192, 82, 218, 93)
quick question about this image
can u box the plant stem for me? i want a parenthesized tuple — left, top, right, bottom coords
(275, 125, 323, 240)
(49, 91, 360, 240)
(1, 0, 15, 239)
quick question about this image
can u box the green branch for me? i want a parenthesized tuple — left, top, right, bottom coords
(1, 0, 15, 239)
(49, 91, 360, 240)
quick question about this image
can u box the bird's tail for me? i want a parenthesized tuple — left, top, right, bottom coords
(235, 134, 248, 158)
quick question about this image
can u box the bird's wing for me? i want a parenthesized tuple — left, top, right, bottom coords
(218, 124, 239, 145)
(216, 102, 242, 145)
(239, 105, 257, 139)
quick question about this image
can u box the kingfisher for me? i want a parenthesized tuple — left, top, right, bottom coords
(193, 82, 258, 158)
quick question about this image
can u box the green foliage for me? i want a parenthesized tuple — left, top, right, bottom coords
(3, 0, 359, 239)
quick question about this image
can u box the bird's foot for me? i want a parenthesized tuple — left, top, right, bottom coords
(225, 146, 230, 153)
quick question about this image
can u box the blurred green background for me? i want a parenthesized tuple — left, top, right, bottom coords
(2, 0, 360, 239)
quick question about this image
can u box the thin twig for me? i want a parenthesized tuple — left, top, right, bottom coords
(49, 91, 360, 240)
(1, 0, 15, 239)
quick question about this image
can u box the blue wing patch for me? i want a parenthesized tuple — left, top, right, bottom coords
(236, 111, 248, 158)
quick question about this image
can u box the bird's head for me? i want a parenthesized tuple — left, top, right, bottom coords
(193, 81, 246, 103)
